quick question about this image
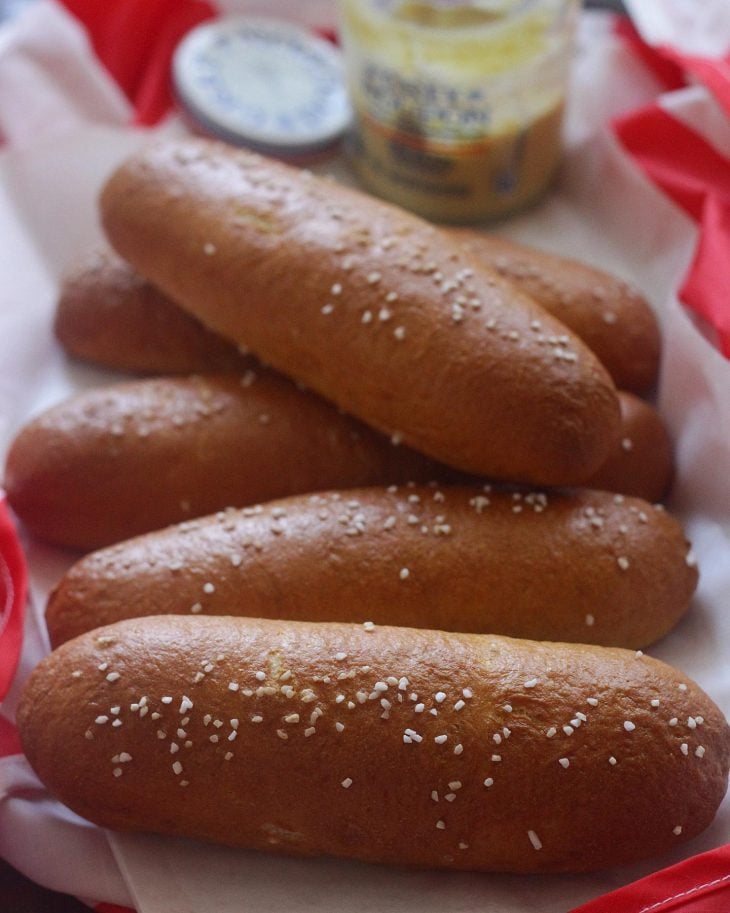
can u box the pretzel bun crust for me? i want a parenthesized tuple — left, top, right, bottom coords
(54, 246, 251, 376)
(54, 238, 658, 394)
(446, 229, 661, 393)
(18, 616, 730, 873)
(4, 374, 453, 550)
(46, 486, 697, 650)
(589, 391, 673, 502)
(100, 139, 620, 486)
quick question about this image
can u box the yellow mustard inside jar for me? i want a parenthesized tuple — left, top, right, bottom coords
(337, 0, 581, 223)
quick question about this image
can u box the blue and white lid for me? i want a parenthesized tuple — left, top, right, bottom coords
(173, 16, 351, 157)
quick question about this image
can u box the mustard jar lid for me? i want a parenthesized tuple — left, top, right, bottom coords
(173, 16, 351, 158)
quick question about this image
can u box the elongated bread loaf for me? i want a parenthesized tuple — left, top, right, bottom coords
(4, 374, 454, 550)
(50, 246, 673, 501)
(447, 229, 661, 393)
(55, 240, 657, 393)
(18, 616, 730, 873)
(100, 139, 620, 485)
(2, 371, 669, 553)
(45, 486, 697, 650)
(54, 246, 251, 375)
(589, 391, 673, 502)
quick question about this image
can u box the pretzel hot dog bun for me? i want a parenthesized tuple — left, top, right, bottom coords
(590, 391, 673, 502)
(45, 485, 697, 650)
(18, 616, 730, 873)
(50, 250, 672, 502)
(100, 139, 621, 486)
(4, 374, 454, 550)
(55, 246, 252, 375)
(2, 379, 675, 554)
(56, 239, 658, 395)
(447, 229, 661, 393)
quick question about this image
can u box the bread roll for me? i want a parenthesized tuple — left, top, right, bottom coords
(46, 486, 697, 650)
(4, 373, 454, 550)
(18, 616, 730, 873)
(55, 239, 659, 396)
(54, 246, 252, 376)
(590, 391, 673, 502)
(447, 229, 661, 393)
(51, 248, 672, 501)
(100, 138, 621, 486)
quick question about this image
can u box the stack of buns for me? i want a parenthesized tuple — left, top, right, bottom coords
(10, 139, 728, 875)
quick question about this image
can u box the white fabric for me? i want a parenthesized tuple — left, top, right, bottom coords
(0, 0, 130, 149)
(623, 0, 730, 58)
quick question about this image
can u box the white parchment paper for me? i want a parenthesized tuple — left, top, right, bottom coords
(0, 5, 728, 912)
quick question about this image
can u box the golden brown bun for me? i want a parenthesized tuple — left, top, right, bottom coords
(447, 229, 661, 393)
(18, 615, 730, 873)
(46, 486, 697, 650)
(4, 374, 455, 551)
(56, 239, 659, 397)
(589, 391, 673, 502)
(100, 138, 620, 486)
(52, 251, 672, 501)
(54, 246, 252, 375)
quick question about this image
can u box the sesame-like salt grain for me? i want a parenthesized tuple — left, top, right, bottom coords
(528, 830, 542, 851)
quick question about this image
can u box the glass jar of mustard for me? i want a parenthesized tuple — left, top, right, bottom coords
(337, 0, 581, 223)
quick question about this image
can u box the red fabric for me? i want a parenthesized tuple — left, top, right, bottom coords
(614, 14, 730, 119)
(0, 494, 26, 702)
(614, 17, 687, 93)
(614, 104, 730, 357)
(570, 844, 730, 912)
(95, 904, 137, 913)
(60, 0, 216, 125)
(662, 47, 730, 120)
(0, 715, 21, 758)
